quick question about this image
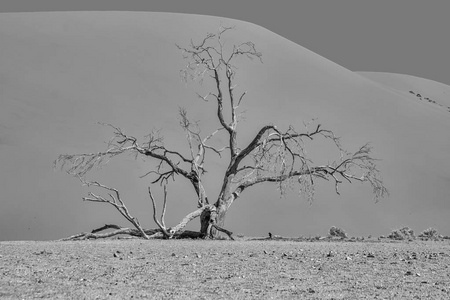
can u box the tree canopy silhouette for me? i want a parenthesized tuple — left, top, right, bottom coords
(56, 26, 388, 240)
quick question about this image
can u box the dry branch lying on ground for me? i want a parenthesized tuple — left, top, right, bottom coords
(60, 224, 232, 241)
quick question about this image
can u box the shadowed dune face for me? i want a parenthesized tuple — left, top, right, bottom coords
(1, 12, 449, 240)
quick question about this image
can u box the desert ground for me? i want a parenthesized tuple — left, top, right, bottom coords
(1, 238, 449, 299)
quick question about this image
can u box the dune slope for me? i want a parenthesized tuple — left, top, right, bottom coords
(1, 12, 449, 240)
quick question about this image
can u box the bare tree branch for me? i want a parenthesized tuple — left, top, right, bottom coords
(169, 205, 215, 235)
(78, 178, 149, 239)
(58, 228, 153, 241)
(179, 26, 262, 160)
(227, 142, 388, 206)
(210, 224, 234, 240)
(148, 186, 171, 238)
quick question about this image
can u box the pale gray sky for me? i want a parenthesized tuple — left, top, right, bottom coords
(1, 0, 449, 85)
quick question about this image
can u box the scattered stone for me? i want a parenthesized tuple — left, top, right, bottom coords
(34, 250, 53, 255)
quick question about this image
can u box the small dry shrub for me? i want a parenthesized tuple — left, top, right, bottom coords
(418, 227, 441, 240)
(388, 227, 415, 240)
(329, 226, 348, 239)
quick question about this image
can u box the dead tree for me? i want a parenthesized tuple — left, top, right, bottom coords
(55, 26, 388, 240)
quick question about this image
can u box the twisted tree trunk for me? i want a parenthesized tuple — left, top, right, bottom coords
(199, 203, 234, 239)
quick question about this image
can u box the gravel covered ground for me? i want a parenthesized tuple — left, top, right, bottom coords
(1, 238, 450, 299)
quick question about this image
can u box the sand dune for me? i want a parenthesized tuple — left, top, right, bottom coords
(1, 12, 449, 240)
(358, 72, 450, 110)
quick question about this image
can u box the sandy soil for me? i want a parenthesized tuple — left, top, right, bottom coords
(1, 239, 449, 299)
